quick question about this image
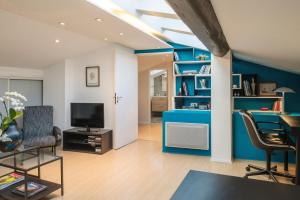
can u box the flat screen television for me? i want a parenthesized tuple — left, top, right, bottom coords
(71, 103, 104, 131)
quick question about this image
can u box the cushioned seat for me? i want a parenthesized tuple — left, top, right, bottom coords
(23, 135, 56, 147)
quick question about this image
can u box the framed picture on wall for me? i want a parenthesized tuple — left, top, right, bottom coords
(259, 82, 277, 96)
(86, 66, 100, 87)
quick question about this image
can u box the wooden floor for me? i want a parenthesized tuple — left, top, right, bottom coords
(1, 124, 295, 200)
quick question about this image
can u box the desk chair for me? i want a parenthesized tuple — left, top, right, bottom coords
(240, 110, 295, 183)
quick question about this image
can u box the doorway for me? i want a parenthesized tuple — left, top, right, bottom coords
(150, 69, 168, 123)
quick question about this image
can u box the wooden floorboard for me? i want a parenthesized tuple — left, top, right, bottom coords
(0, 124, 295, 200)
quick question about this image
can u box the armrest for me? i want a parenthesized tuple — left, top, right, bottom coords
(53, 126, 62, 145)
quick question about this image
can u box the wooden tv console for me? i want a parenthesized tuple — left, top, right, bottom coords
(63, 128, 112, 154)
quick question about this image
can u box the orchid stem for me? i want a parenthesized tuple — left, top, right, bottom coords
(3, 101, 9, 116)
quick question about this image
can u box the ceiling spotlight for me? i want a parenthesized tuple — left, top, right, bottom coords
(59, 22, 65, 26)
(104, 38, 108, 41)
(55, 39, 60, 43)
(95, 18, 102, 22)
(119, 32, 124, 36)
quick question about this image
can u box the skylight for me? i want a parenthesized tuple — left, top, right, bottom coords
(111, 0, 208, 50)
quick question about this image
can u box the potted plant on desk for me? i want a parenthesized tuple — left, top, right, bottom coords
(0, 92, 27, 152)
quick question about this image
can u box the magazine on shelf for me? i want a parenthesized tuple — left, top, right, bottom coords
(12, 182, 47, 197)
(0, 173, 24, 190)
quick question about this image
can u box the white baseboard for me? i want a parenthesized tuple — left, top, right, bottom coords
(138, 121, 151, 125)
(210, 157, 233, 164)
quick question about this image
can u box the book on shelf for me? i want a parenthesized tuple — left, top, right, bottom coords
(182, 81, 188, 96)
(243, 80, 252, 96)
(174, 63, 180, 74)
(95, 147, 102, 153)
(12, 182, 47, 197)
(0, 173, 24, 190)
(199, 65, 211, 74)
(272, 100, 282, 111)
(173, 52, 179, 61)
(182, 70, 198, 75)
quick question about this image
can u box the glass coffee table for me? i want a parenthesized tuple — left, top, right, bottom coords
(0, 146, 63, 200)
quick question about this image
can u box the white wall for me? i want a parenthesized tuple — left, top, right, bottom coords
(43, 44, 138, 149)
(43, 62, 66, 129)
(43, 46, 116, 130)
(211, 51, 233, 163)
(0, 66, 43, 79)
(64, 45, 115, 129)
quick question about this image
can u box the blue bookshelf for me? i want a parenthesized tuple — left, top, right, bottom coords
(232, 73, 283, 111)
(173, 48, 211, 110)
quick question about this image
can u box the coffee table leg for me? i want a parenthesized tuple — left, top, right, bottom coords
(296, 137, 300, 185)
(24, 171, 28, 200)
(38, 148, 41, 178)
(60, 158, 64, 196)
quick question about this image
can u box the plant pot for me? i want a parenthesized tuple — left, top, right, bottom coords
(0, 123, 23, 152)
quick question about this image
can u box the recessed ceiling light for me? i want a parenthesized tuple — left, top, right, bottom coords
(95, 18, 102, 22)
(119, 32, 124, 36)
(104, 38, 108, 41)
(55, 39, 60, 43)
(59, 22, 65, 26)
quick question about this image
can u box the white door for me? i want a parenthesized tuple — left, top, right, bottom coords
(114, 46, 138, 149)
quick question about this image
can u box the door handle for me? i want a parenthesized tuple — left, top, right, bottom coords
(114, 93, 123, 104)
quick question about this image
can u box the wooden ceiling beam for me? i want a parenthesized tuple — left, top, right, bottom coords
(166, 0, 229, 56)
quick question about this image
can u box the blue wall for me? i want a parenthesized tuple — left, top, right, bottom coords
(233, 111, 297, 163)
(233, 58, 300, 112)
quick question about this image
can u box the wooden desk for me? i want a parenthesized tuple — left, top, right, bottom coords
(280, 115, 300, 185)
(171, 170, 300, 200)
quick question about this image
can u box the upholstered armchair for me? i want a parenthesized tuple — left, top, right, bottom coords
(22, 106, 62, 154)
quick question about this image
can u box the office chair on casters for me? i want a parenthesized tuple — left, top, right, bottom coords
(240, 110, 295, 183)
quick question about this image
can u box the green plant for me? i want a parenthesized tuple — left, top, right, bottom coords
(0, 92, 27, 137)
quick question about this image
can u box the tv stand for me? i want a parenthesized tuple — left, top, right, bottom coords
(63, 128, 112, 154)
(77, 128, 99, 133)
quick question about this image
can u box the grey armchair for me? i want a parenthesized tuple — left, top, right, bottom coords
(22, 106, 62, 154)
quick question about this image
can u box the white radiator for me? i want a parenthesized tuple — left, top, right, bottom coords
(165, 122, 209, 150)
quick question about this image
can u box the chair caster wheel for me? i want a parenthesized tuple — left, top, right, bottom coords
(245, 166, 251, 172)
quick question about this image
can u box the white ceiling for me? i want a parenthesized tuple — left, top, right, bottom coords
(211, 0, 300, 74)
(0, 9, 104, 69)
(0, 0, 170, 69)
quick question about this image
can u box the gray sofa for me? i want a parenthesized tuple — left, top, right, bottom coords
(23, 106, 62, 154)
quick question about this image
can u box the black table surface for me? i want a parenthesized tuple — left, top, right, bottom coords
(171, 170, 300, 200)
(280, 115, 300, 134)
